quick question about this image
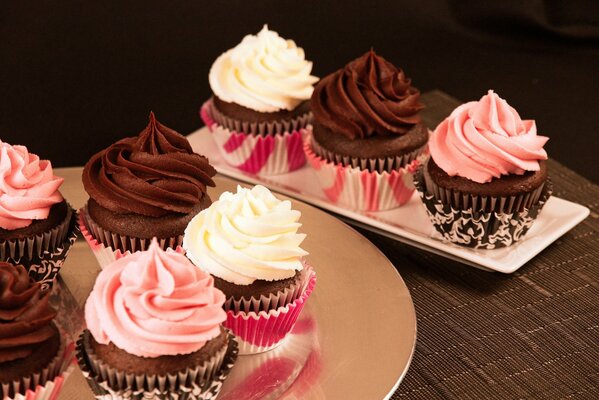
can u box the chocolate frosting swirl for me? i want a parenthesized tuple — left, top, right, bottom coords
(311, 50, 423, 140)
(0, 263, 57, 363)
(82, 112, 217, 217)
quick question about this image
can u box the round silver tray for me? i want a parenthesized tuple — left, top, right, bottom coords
(56, 169, 417, 399)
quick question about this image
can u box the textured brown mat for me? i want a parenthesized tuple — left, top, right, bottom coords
(367, 91, 599, 399)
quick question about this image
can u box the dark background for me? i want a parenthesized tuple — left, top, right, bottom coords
(1, 0, 598, 183)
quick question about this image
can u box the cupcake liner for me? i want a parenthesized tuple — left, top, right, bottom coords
(3, 328, 77, 400)
(310, 128, 429, 173)
(201, 99, 308, 175)
(3, 208, 79, 291)
(0, 205, 75, 265)
(202, 98, 312, 136)
(76, 330, 239, 400)
(414, 166, 553, 249)
(79, 207, 183, 269)
(305, 135, 426, 211)
(225, 266, 317, 355)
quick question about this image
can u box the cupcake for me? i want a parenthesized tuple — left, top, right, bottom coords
(80, 112, 216, 267)
(305, 50, 429, 211)
(0, 140, 78, 289)
(0, 263, 75, 400)
(76, 239, 238, 399)
(414, 90, 551, 249)
(183, 185, 317, 354)
(200, 25, 318, 175)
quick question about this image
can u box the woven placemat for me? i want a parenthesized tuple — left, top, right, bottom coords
(363, 91, 599, 399)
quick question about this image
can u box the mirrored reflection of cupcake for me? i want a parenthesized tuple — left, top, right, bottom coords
(414, 90, 552, 249)
(0, 140, 78, 289)
(80, 112, 216, 267)
(305, 50, 429, 211)
(76, 239, 238, 399)
(183, 185, 317, 354)
(0, 263, 75, 400)
(200, 25, 318, 175)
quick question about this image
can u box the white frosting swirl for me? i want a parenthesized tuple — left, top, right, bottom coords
(208, 25, 318, 113)
(183, 185, 308, 285)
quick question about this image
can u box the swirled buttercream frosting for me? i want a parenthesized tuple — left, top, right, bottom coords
(209, 25, 318, 113)
(82, 112, 216, 217)
(429, 90, 549, 183)
(0, 141, 63, 230)
(183, 185, 308, 285)
(85, 239, 226, 358)
(0, 263, 57, 363)
(311, 50, 423, 140)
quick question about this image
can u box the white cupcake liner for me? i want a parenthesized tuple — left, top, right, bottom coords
(3, 208, 79, 291)
(414, 166, 553, 249)
(2, 328, 76, 400)
(225, 266, 317, 355)
(203, 97, 312, 136)
(305, 134, 427, 211)
(201, 100, 308, 175)
(78, 207, 183, 269)
(76, 330, 238, 400)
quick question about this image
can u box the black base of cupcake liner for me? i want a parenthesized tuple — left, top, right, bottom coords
(2, 208, 79, 291)
(76, 330, 239, 400)
(414, 166, 553, 249)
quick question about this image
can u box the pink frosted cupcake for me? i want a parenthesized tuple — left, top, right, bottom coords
(76, 239, 238, 398)
(183, 185, 316, 354)
(0, 140, 78, 289)
(200, 25, 318, 175)
(414, 90, 552, 249)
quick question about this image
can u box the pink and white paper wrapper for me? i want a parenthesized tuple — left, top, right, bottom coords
(200, 100, 307, 176)
(225, 266, 317, 355)
(3, 332, 76, 400)
(305, 136, 427, 211)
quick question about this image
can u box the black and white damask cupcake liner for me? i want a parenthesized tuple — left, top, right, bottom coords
(414, 167, 553, 249)
(76, 330, 239, 400)
(2, 207, 79, 291)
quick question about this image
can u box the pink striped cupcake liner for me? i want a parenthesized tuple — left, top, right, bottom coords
(305, 135, 427, 211)
(224, 266, 317, 355)
(200, 100, 308, 175)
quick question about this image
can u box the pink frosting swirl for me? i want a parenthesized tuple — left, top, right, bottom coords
(429, 90, 549, 183)
(0, 141, 64, 229)
(85, 239, 226, 358)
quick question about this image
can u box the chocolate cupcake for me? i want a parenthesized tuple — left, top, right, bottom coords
(183, 185, 317, 354)
(305, 50, 429, 211)
(0, 263, 74, 399)
(76, 239, 237, 399)
(415, 90, 552, 249)
(80, 112, 216, 266)
(200, 25, 318, 175)
(0, 140, 78, 289)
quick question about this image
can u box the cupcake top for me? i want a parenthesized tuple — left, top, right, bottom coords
(0, 140, 63, 230)
(85, 239, 226, 358)
(0, 263, 57, 363)
(429, 90, 549, 184)
(311, 50, 423, 140)
(82, 112, 216, 217)
(209, 25, 318, 113)
(183, 185, 308, 285)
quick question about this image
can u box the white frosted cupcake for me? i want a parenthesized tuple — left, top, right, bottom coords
(200, 25, 318, 175)
(184, 185, 317, 354)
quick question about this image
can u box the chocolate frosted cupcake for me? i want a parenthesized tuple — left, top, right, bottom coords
(201, 25, 318, 175)
(0, 263, 74, 399)
(80, 112, 216, 266)
(184, 185, 317, 354)
(306, 50, 428, 211)
(76, 239, 237, 399)
(0, 140, 78, 289)
(415, 90, 551, 249)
